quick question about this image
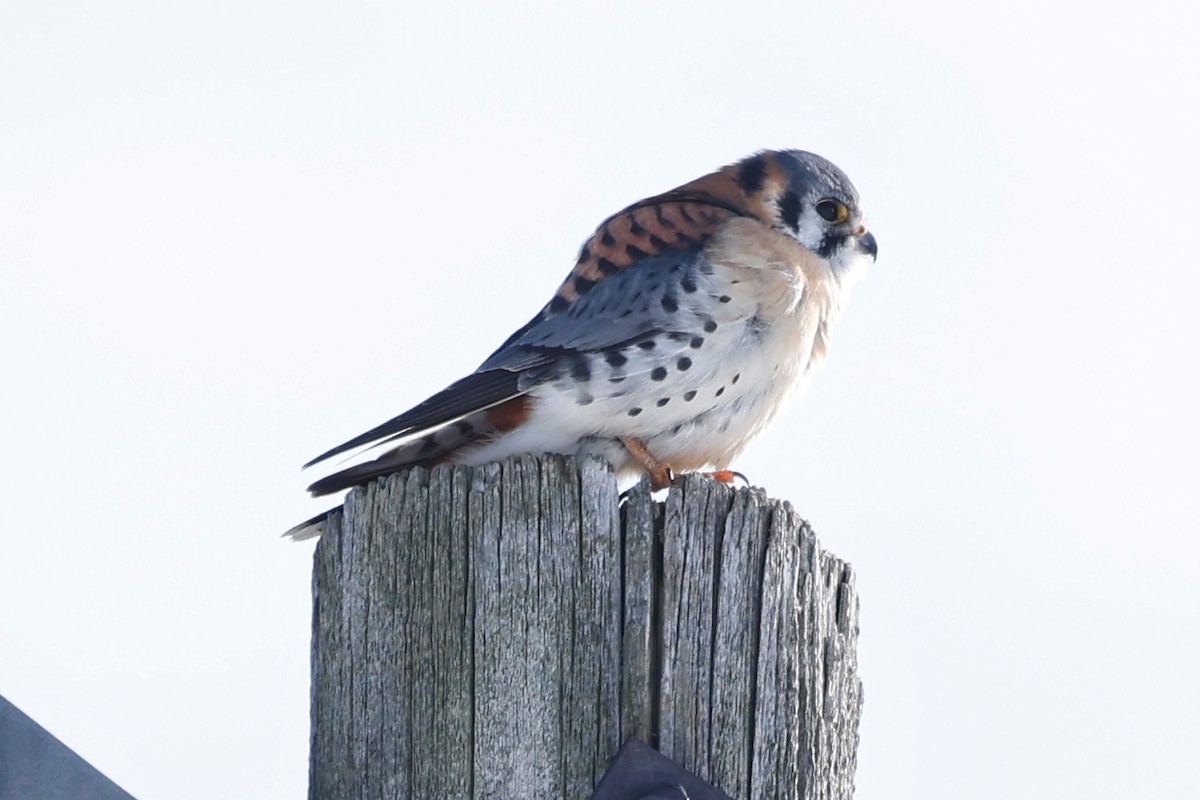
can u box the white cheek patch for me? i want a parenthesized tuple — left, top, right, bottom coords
(794, 208, 828, 252)
(790, 205, 873, 299)
(828, 246, 873, 300)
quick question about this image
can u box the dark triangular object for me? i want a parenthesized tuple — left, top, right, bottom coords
(0, 694, 136, 800)
(591, 739, 736, 800)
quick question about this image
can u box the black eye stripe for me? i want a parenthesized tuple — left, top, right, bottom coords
(817, 235, 840, 258)
(779, 191, 802, 231)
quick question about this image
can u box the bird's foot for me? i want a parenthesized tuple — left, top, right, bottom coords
(619, 436, 676, 491)
(707, 469, 748, 486)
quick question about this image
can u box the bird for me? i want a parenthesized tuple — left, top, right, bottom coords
(288, 149, 877, 538)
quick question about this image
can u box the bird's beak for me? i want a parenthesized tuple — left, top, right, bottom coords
(857, 231, 878, 262)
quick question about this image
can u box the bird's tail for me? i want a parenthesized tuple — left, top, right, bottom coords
(283, 508, 335, 541)
(304, 410, 492, 497)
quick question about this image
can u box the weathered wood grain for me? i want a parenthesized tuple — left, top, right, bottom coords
(309, 455, 861, 799)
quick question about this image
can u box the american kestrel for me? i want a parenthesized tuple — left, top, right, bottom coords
(291, 150, 876, 537)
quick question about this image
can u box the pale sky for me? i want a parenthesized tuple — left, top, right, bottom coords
(2, 1, 1198, 798)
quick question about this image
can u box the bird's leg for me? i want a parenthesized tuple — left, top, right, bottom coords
(618, 436, 675, 491)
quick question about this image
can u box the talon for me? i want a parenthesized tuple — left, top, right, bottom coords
(619, 436, 676, 491)
(649, 463, 676, 491)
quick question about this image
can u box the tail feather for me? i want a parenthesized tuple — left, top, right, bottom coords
(303, 370, 521, 469)
(305, 411, 490, 496)
(284, 508, 335, 540)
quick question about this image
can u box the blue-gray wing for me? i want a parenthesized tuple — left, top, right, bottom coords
(479, 248, 709, 376)
(302, 248, 711, 472)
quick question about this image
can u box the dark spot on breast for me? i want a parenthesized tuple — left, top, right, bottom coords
(597, 257, 620, 275)
(731, 373, 741, 384)
(683, 390, 697, 402)
(737, 154, 768, 194)
(610, 375, 626, 384)
(656, 398, 670, 407)
(577, 393, 593, 405)
(745, 314, 765, 340)
(690, 336, 704, 349)
(605, 351, 627, 367)
(703, 320, 718, 333)
(681, 276, 697, 293)
(628, 214, 645, 237)
(779, 190, 802, 231)
(574, 276, 596, 295)
(549, 296, 569, 313)
(661, 296, 678, 313)
(571, 357, 591, 381)
(637, 339, 656, 351)
(601, 229, 616, 246)
(677, 357, 692, 371)
(651, 367, 667, 381)
(715, 386, 725, 397)
(718, 295, 732, 303)
(628, 407, 643, 417)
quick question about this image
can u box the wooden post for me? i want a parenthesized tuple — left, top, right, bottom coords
(309, 454, 862, 799)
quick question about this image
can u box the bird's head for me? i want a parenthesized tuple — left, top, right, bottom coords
(720, 150, 878, 281)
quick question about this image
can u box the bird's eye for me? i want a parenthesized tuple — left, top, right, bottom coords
(815, 199, 849, 224)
